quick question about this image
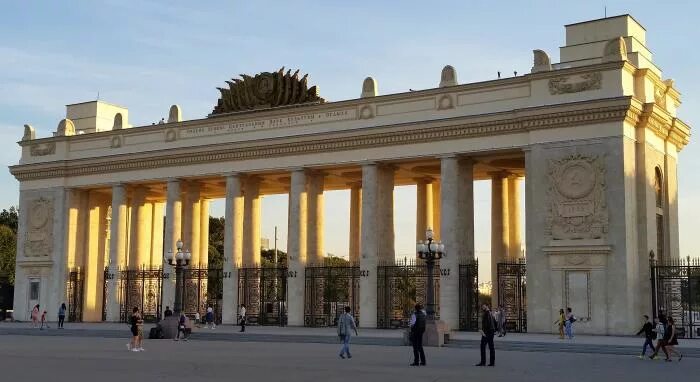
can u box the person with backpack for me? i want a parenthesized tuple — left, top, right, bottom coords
(475, 304, 496, 367)
(649, 317, 669, 360)
(565, 307, 576, 339)
(337, 306, 358, 359)
(409, 303, 427, 366)
(635, 315, 655, 358)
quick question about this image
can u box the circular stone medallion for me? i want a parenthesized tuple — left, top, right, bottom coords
(556, 161, 596, 199)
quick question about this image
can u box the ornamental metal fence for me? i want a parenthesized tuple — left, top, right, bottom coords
(497, 259, 527, 333)
(183, 267, 224, 324)
(458, 259, 479, 331)
(377, 259, 439, 329)
(117, 267, 164, 323)
(651, 255, 700, 338)
(304, 262, 359, 327)
(238, 266, 288, 326)
(66, 268, 84, 322)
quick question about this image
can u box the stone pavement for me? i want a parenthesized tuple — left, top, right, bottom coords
(2, 321, 699, 358)
(0, 333, 696, 382)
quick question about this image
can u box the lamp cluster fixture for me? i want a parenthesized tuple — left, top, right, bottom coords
(416, 228, 444, 260)
(164, 239, 192, 265)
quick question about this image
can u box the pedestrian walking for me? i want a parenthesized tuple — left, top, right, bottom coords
(663, 317, 683, 362)
(649, 317, 669, 360)
(194, 311, 201, 328)
(127, 307, 144, 352)
(40, 310, 50, 330)
(206, 305, 216, 329)
(554, 308, 566, 339)
(635, 315, 655, 358)
(31, 304, 40, 328)
(58, 303, 66, 329)
(238, 304, 247, 332)
(496, 305, 506, 337)
(564, 307, 576, 339)
(337, 306, 358, 359)
(409, 304, 427, 366)
(174, 312, 190, 341)
(475, 304, 496, 367)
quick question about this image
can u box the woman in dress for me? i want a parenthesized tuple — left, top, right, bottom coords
(554, 309, 566, 339)
(664, 317, 683, 362)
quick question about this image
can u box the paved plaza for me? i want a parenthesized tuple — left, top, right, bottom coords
(0, 324, 698, 382)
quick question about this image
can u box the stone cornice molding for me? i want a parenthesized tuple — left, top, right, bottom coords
(633, 102, 691, 151)
(18, 62, 630, 148)
(10, 97, 638, 182)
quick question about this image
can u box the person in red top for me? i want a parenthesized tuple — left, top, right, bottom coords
(40, 310, 49, 330)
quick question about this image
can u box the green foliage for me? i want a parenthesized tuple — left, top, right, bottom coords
(0, 207, 18, 233)
(0, 225, 16, 285)
(261, 249, 287, 268)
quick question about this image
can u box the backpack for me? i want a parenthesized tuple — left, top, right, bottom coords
(414, 311, 426, 333)
(569, 316, 577, 323)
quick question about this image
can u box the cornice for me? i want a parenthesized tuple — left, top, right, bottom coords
(10, 97, 635, 182)
(634, 102, 691, 151)
(18, 62, 629, 147)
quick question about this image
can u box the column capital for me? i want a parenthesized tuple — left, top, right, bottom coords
(487, 170, 511, 179)
(413, 176, 435, 184)
(346, 181, 362, 188)
(439, 154, 476, 164)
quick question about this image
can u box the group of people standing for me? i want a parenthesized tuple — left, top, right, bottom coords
(637, 310, 683, 362)
(30, 303, 67, 330)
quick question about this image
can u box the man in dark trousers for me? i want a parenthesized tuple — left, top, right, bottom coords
(476, 304, 496, 367)
(635, 314, 655, 358)
(409, 303, 426, 366)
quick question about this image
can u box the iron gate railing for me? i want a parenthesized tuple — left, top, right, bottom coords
(66, 268, 84, 322)
(118, 267, 164, 323)
(651, 255, 700, 338)
(183, 267, 224, 324)
(304, 262, 359, 327)
(458, 260, 479, 331)
(238, 266, 288, 326)
(497, 259, 527, 332)
(377, 259, 439, 329)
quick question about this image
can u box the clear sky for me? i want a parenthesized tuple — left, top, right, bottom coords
(1, 1, 698, 282)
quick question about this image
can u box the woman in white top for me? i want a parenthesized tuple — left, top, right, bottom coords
(239, 304, 246, 332)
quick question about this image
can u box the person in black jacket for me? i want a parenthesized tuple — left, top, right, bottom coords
(409, 304, 427, 366)
(635, 315, 655, 358)
(475, 304, 496, 367)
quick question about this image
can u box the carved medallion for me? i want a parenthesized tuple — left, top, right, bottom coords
(24, 197, 54, 257)
(548, 72, 602, 95)
(546, 154, 608, 240)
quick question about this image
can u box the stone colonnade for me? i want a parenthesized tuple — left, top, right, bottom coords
(91, 160, 523, 328)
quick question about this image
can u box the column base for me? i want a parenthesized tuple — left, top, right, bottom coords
(402, 319, 449, 347)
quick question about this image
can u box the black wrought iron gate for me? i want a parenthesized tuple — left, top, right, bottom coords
(183, 267, 224, 324)
(377, 260, 439, 329)
(304, 264, 360, 327)
(66, 268, 84, 322)
(651, 255, 700, 338)
(238, 266, 288, 325)
(458, 260, 479, 331)
(497, 259, 527, 332)
(118, 267, 163, 323)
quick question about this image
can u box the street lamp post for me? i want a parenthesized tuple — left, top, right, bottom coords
(164, 239, 191, 314)
(416, 228, 444, 320)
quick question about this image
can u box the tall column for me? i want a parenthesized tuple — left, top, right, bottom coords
(183, 183, 201, 266)
(490, 172, 509, 308)
(307, 173, 325, 264)
(106, 184, 127, 321)
(432, 181, 441, 240)
(378, 166, 395, 263)
(223, 175, 244, 324)
(162, 179, 182, 313)
(150, 202, 165, 268)
(287, 170, 308, 326)
(507, 176, 522, 260)
(83, 191, 109, 321)
(358, 164, 395, 326)
(415, 177, 434, 246)
(243, 177, 261, 265)
(200, 199, 210, 267)
(128, 186, 150, 268)
(348, 182, 362, 264)
(439, 156, 474, 329)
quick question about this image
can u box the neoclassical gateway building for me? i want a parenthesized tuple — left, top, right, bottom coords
(10, 15, 691, 335)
